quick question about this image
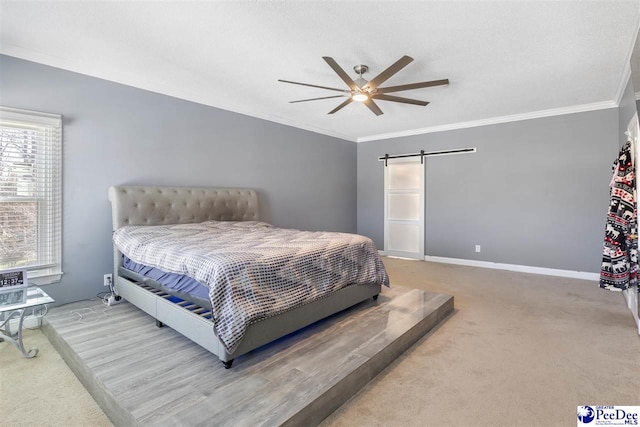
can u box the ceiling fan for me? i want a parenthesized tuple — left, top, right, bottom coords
(278, 55, 449, 116)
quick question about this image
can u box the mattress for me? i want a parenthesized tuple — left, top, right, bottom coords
(113, 220, 389, 352)
(122, 257, 211, 308)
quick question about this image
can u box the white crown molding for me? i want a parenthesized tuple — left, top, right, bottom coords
(237, 114, 357, 142)
(423, 255, 599, 281)
(357, 101, 618, 142)
(614, 63, 632, 106)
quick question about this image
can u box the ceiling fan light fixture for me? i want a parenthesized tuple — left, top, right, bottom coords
(279, 56, 448, 115)
(352, 92, 369, 102)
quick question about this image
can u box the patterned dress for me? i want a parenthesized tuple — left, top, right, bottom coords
(600, 141, 638, 291)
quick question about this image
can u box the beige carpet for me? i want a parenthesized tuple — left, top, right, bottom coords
(0, 324, 112, 427)
(322, 258, 640, 427)
(1, 258, 639, 426)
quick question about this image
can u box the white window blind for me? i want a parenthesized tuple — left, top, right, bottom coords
(0, 107, 62, 284)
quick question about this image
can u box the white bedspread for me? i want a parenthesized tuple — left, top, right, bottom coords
(113, 221, 389, 352)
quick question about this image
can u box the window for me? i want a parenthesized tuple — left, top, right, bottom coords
(0, 107, 62, 284)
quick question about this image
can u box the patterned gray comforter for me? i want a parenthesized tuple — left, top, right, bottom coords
(113, 221, 389, 352)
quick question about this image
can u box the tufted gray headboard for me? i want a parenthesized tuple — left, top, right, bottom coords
(107, 185, 260, 231)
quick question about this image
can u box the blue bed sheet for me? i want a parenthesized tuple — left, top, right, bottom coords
(123, 257, 210, 301)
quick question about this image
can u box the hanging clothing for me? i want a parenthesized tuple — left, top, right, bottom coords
(600, 140, 638, 292)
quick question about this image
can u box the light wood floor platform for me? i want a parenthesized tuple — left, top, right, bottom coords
(42, 286, 453, 427)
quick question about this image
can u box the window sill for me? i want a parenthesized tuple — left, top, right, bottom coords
(29, 271, 64, 286)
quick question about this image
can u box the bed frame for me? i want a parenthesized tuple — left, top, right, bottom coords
(108, 185, 381, 368)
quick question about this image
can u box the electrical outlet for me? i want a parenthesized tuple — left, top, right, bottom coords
(103, 273, 113, 287)
(475, 245, 481, 253)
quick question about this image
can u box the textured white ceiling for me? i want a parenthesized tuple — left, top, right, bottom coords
(1, 1, 639, 142)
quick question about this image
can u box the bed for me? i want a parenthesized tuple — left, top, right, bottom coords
(108, 185, 388, 368)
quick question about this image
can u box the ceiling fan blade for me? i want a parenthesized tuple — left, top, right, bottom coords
(363, 98, 384, 116)
(376, 79, 449, 94)
(328, 98, 353, 114)
(290, 95, 346, 103)
(364, 55, 414, 91)
(278, 79, 350, 93)
(372, 94, 429, 106)
(322, 57, 359, 91)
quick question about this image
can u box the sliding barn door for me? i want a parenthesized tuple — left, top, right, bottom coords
(384, 158, 425, 259)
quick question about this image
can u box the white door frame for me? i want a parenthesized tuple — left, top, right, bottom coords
(625, 112, 640, 334)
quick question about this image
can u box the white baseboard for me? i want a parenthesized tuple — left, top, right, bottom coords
(423, 255, 599, 281)
(379, 250, 599, 280)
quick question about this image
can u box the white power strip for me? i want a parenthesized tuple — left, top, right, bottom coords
(7, 315, 41, 330)
(107, 295, 123, 306)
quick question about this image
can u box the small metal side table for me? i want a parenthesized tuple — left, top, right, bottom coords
(0, 286, 54, 358)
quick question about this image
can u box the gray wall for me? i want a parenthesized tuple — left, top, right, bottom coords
(0, 55, 357, 305)
(357, 110, 619, 273)
(0, 53, 629, 305)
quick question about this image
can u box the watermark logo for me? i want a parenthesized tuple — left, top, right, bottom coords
(577, 406, 595, 424)
(577, 406, 640, 426)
